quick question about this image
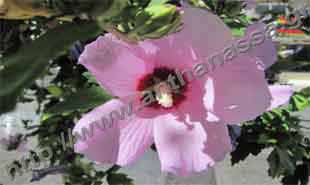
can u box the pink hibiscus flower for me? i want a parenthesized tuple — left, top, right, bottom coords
(73, 7, 292, 176)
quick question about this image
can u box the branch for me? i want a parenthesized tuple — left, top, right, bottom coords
(30, 165, 68, 182)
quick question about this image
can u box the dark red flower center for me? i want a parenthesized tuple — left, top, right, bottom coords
(136, 67, 187, 109)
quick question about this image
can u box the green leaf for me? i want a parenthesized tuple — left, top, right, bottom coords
(188, 0, 210, 9)
(94, 182, 103, 185)
(276, 147, 296, 176)
(82, 72, 99, 85)
(47, 85, 63, 97)
(0, 22, 101, 114)
(300, 87, 310, 97)
(222, 1, 244, 17)
(257, 134, 277, 144)
(96, 171, 106, 178)
(261, 112, 275, 124)
(95, 0, 130, 26)
(289, 94, 309, 112)
(231, 126, 265, 165)
(232, 27, 246, 37)
(268, 149, 281, 178)
(46, 86, 112, 116)
(128, 4, 182, 40)
(149, 0, 170, 6)
(107, 173, 134, 185)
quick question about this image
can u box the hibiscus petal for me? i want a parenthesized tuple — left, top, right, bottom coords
(74, 99, 154, 165)
(176, 79, 207, 123)
(116, 117, 154, 166)
(73, 99, 122, 163)
(268, 85, 294, 110)
(205, 54, 272, 124)
(202, 123, 232, 162)
(129, 41, 159, 64)
(142, 7, 233, 70)
(78, 34, 148, 97)
(144, 36, 195, 70)
(246, 23, 277, 69)
(178, 7, 233, 60)
(153, 114, 213, 176)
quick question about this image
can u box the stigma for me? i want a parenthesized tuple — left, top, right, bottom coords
(154, 82, 174, 108)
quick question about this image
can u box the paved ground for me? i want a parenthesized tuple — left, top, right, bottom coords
(0, 144, 282, 185)
(0, 145, 284, 185)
